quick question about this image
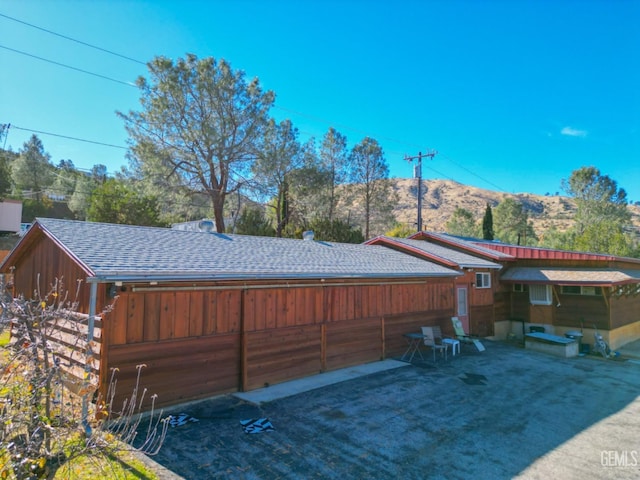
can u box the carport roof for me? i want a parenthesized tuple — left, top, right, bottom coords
(1, 218, 461, 283)
(500, 267, 640, 286)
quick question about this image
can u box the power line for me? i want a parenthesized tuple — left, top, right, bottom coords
(0, 44, 137, 88)
(10, 125, 128, 150)
(1, 23, 508, 194)
(438, 153, 507, 193)
(0, 12, 147, 65)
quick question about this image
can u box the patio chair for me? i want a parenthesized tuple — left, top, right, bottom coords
(451, 317, 486, 352)
(421, 326, 448, 361)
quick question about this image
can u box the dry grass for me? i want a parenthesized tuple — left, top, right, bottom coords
(0, 332, 160, 480)
(392, 178, 640, 237)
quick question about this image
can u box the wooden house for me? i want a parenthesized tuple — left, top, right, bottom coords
(0, 218, 460, 409)
(408, 232, 640, 350)
(365, 236, 502, 337)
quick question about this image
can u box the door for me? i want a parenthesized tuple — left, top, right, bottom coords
(456, 286, 469, 333)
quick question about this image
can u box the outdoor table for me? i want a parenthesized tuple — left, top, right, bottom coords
(401, 332, 425, 362)
(442, 338, 460, 355)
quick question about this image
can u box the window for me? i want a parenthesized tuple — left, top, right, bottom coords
(529, 285, 552, 305)
(561, 286, 581, 295)
(560, 286, 603, 296)
(475, 272, 491, 289)
(513, 284, 528, 293)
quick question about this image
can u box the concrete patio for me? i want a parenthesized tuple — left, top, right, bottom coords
(145, 340, 640, 479)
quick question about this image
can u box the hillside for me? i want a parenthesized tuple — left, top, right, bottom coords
(390, 178, 640, 239)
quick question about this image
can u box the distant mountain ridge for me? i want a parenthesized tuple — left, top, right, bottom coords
(390, 178, 640, 240)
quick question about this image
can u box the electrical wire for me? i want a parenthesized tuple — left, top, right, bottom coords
(0, 44, 137, 88)
(438, 153, 508, 193)
(0, 21, 509, 193)
(10, 125, 128, 150)
(0, 12, 147, 65)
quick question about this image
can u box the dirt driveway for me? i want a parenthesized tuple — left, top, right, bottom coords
(146, 341, 640, 479)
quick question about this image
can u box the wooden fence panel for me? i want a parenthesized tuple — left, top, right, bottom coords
(384, 310, 452, 357)
(244, 325, 322, 391)
(107, 334, 240, 409)
(325, 317, 382, 370)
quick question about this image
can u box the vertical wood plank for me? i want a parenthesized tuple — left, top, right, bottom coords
(295, 288, 307, 325)
(228, 291, 241, 333)
(286, 289, 296, 327)
(276, 289, 287, 328)
(254, 290, 266, 331)
(143, 292, 160, 342)
(347, 286, 356, 320)
(110, 293, 128, 345)
(216, 290, 231, 333)
(189, 291, 204, 337)
(203, 291, 217, 335)
(314, 287, 324, 324)
(174, 292, 190, 338)
(265, 289, 276, 330)
(159, 292, 175, 340)
(126, 294, 144, 343)
(242, 290, 255, 333)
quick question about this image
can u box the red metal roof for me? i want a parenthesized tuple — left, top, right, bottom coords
(474, 243, 625, 262)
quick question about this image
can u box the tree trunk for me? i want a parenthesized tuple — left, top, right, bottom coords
(212, 192, 226, 233)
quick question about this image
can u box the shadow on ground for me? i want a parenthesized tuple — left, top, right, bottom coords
(148, 341, 640, 479)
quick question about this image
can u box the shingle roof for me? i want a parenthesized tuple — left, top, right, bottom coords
(26, 218, 459, 282)
(500, 267, 640, 286)
(409, 232, 515, 261)
(366, 236, 502, 270)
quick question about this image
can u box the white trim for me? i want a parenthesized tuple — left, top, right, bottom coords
(530, 285, 552, 305)
(475, 272, 491, 289)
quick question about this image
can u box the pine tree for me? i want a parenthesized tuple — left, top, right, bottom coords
(482, 203, 494, 240)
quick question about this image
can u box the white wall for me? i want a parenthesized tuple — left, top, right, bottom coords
(0, 200, 22, 233)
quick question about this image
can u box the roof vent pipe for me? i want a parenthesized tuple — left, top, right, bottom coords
(198, 219, 215, 233)
(302, 230, 314, 241)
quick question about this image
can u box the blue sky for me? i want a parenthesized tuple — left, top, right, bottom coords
(2, 0, 639, 200)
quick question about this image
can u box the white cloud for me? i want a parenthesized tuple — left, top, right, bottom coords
(561, 126, 587, 137)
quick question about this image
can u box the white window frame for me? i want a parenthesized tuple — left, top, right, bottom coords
(560, 285, 602, 296)
(529, 284, 552, 305)
(475, 272, 491, 289)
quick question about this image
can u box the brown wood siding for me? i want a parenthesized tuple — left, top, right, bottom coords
(9, 233, 94, 312)
(471, 286, 494, 306)
(107, 334, 240, 409)
(554, 293, 609, 329)
(610, 294, 640, 329)
(325, 317, 383, 370)
(244, 325, 322, 391)
(511, 292, 530, 321)
(109, 289, 241, 346)
(469, 305, 494, 336)
(97, 279, 456, 404)
(383, 309, 454, 357)
(493, 291, 510, 322)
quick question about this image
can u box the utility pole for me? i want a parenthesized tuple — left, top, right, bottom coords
(405, 150, 437, 232)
